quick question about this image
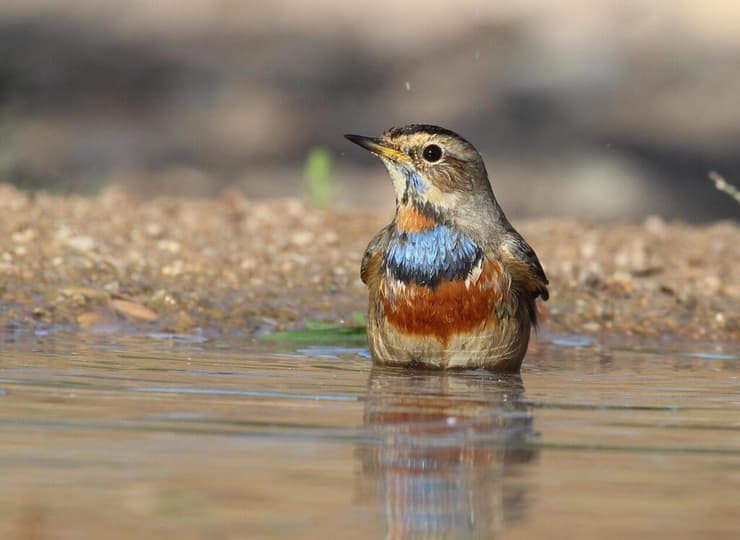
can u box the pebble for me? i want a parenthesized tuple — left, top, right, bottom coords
(11, 229, 36, 243)
(162, 261, 184, 276)
(290, 231, 314, 247)
(111, 299, 158, 322)
(66, 235, 96, 252)
(644, 215, 667, 236)
(157, 239, 181, 253)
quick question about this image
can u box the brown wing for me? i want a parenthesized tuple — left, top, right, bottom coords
(500, 232, 549, 301)
(360, 225, 392, 289)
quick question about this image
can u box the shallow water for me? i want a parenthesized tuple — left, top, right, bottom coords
(0, 334, 738, 539)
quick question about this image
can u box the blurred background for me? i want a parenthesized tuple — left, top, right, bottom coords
(0, 0, 738, 221)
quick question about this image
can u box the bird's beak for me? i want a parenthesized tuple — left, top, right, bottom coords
(344, 134, 412, 165)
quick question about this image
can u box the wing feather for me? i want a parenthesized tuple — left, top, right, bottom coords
(501, 233, 549, 301)
(361, 225, 392, 288)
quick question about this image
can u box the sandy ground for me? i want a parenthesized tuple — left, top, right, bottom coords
(0, 184, 737, 345)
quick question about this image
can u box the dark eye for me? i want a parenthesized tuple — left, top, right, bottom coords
(422, 144, 442, 163)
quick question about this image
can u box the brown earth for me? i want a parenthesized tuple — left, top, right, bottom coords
(0, 184, 737, 345)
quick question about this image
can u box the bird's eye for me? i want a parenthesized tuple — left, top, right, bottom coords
(422, 144, 442, 163)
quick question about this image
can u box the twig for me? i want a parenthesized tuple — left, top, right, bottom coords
(708, 171, 740, 206)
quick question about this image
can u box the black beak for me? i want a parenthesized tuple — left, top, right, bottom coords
(344, 134, 383, 151)
(344, 134, 411, 164)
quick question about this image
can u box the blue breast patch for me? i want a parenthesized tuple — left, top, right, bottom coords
(385, 225, 483, 287)
(406, 169, 428, 194)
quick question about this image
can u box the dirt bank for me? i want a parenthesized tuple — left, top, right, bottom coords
(0, 184, 737, 344)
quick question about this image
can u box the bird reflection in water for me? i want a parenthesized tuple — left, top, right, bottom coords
(357, 368, 537, 539)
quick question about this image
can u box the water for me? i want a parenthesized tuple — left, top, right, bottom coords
(0, 335, 738, 539)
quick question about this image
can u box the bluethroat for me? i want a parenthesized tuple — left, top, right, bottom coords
(345, 125, 548, 371)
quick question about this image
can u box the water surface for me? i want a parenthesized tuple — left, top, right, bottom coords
(0, 334, 738, 539)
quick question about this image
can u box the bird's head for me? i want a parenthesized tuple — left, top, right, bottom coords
(345, 125, 501, 230)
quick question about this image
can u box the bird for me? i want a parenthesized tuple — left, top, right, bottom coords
(345, 124, 548, 372)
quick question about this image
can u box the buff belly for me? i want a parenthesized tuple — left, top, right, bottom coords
(368, 259, 532, 371)
(368, 318, 531, 371)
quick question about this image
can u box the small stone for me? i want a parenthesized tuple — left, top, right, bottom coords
(162, 260, 184, 276)
(240, 258, 257, 271)
(103, 282, 120, 294)
(583, 321, 601, 333)
(145, 223, 163, 237)
(580, 242, 597, 259)
(157, 239, 181, 254)
(111, 299, 158, 322)
(322, 232, 339, 245)
(176, 311, 196, 330)
(611, 270, 632, 284)
(644, 215, 666, 236)
(60, 287, 111, 304)
(289, 254, 309, 266)
(77, 311, 118, 329)
(66, 235, 96, 252)
(578, 268, 602, 289)
(11, 229, 36, 243)
(285, 200, 306, 217)
(704, 275, 721, 294)
(659, 285, 676, 296)
(290, 231, 314, 247)
(614, 252, 629, 268)
(151, 290, 178, 307)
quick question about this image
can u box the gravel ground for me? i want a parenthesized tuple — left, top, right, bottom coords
(0, 184, 737, 344)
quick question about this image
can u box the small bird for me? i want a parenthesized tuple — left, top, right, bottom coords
(345, 125, 548, 371)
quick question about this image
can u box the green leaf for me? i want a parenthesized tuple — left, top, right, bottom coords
(305, 320, 342, 331)
(262, 322, 367, 346)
